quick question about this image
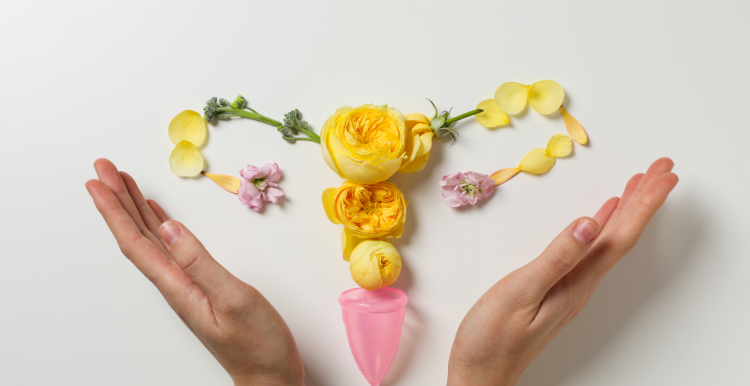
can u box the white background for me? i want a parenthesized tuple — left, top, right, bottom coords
(1, 0, 748, 385)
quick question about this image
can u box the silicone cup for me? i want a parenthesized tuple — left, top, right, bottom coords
(339, 287, 408, 386)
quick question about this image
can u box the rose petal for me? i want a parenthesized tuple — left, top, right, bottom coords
(560, 106, 588, 145)
(169, 141, 204, 177)
(322, 188, 340, 224)
(341, 229, 364, 262)
(528, 80, 565, 115)
(545, 134, 573, 158)
(494, 82, 530, 115)
(518, 148, 556, 174)
(475, 99, 510, 128)
(168, 110, 207, 147)
(203, 173, 241, 193)
(490, 168, 520, 185)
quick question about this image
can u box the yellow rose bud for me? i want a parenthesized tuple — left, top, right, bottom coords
(322, 181, 408, 260)
(349, 239, 402, 291)
(398, 113, 434, 174)
(320, 105, 407, 184)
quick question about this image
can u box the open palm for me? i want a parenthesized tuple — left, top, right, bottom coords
(85, 159, 304, 386)
(448, 157, 679, 386)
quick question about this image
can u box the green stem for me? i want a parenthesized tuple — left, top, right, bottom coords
(444, 109, 483, 126)
(296, 127, 321, 143)
(215, 107, 321, 144)
(220, 108, 283, 127)
(294, 137, 318, 142)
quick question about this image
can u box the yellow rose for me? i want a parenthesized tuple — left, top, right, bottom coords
(322, 181, 408, 260)
(399, 113, 434, 173)
(349, 240, 402, 291)
(320, 105, 407, 184)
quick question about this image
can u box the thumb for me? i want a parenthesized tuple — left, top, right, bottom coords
(159, 221, 241, 303)
(521, 217, 600, 300)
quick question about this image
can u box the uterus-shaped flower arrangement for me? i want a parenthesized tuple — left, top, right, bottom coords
(166, 80, 589, 288)
(165, 81, 589, 385)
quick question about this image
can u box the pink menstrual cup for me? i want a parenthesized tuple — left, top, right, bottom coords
(339, 287, 408, 386)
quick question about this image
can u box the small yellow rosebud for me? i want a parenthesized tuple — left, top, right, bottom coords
(349, 240, 402, 291)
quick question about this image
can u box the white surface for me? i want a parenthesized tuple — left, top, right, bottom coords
(1, 0, 748, 385)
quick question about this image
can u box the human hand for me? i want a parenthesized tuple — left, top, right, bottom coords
(85, 159, 304, 386)
(447, 157, 679, 386)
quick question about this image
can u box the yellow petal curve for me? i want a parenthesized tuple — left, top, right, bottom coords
(490, 168, 520, 185)
(545, 134, 573, 158)
(168, 110, 207, 147)
(560, 106, 588, 145)
(203, 173, 241, 193)
(169, 141, 204, 177)
(322, 188, 340, 224)
(475, 99, 510, 128)
(336, 156, 401, 184)
(341, 230, 364, 262)
(528, 80, 564, 115)
(494, 82, 530, 115)
(518, 148, 555, 174)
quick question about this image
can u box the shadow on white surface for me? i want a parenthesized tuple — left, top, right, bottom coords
(381, 303, 424, 386)
(516, 192, 706, 386)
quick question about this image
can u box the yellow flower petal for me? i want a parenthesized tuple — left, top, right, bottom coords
(494, 82, 530, 115)
(518, 148, 555, 174)
(341, 229, 364, 262)
(322, 188, 340, 224)
(545, 134, 573, 158)
(490, 168, 520, 185)
(560, 106, 588, 145)
(336, 155, 402, 184)
(169, 141, 204, 177)
(398, 153, 429, 173)
(475, 99, 510, 128)
(203, 173, 240, 193)
(528, 80, 564, 115)
(168, 110, 207, 147)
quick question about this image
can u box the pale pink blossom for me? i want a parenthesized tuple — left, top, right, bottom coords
(239, 163, 284, 211)
(439, 171, 494, 208)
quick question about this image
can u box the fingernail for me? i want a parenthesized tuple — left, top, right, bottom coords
(160, 222, 181, 247)
(573, 219, 598, 244)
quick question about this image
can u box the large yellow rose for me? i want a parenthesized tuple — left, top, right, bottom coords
(399, 113, 434, 173)
(322, 181, 408, 260)
(320, 105, 407, 184)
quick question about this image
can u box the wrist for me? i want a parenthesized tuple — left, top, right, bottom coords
(447, 355, 520, 386)
(232, 371, 304, 386)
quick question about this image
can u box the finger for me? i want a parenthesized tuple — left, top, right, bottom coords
(94, 159, 149, 234)
(159, 221, 242, 307)
(615, 158, 674, 223)
(608, 173, 643, 225)
(519, 217, 601, 301)
(593, 197, 619, 230)
(86, 180, 210, 323)
(634, 157, 674, 195)
(148, 199, 170, 223)
(120, 171, 164, 239)
(578, 172, 679, 286)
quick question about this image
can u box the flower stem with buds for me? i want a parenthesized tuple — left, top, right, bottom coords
(203, 95, 321, 144)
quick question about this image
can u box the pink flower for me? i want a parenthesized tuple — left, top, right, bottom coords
(239, 163, 284, 211)
(439, 171, 494, 208)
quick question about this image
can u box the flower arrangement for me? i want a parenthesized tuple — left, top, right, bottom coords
(166, 79, 588, 291)
(164, 79, 589, 384)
